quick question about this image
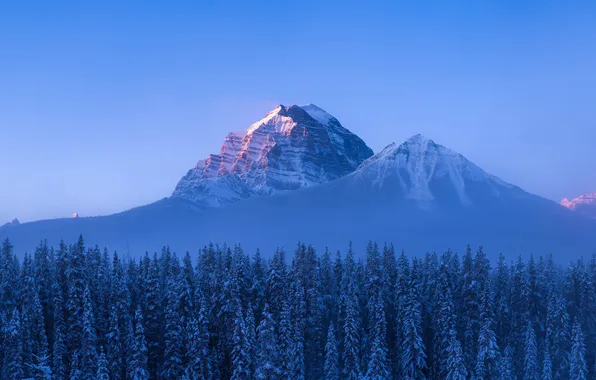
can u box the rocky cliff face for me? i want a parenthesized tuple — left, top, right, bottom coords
(172, 104, 373, 207)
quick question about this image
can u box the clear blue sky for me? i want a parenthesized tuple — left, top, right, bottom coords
(1, 0, 595, 222)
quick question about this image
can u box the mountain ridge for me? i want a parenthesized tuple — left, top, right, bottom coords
(561, 192, 596, 219)
(2, 104, 595, 259)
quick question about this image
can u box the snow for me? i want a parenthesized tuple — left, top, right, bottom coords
(561, 192, 596, 218)
(561, 193, 596, 209)
(300, 103, 334, 125)
(353, 134, 514, 205)
(247, 105, 285, 134)
(173, 103, 372, 207)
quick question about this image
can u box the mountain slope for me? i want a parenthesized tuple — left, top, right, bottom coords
(347, 134, 528, 206)
(172, 104, 373, 207)
(3, 135, 595, 260)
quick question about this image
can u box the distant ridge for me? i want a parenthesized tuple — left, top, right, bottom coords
(2, 104, 595, 260)
(561, 193, 596, 219)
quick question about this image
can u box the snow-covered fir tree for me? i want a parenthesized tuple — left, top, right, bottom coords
(231, 299, 252, 380)
(569, 319, 587, 380)
(524, 320, 539, 380)
(129, 306, 149, 380)
(365, 292, 389, 379)
(80, 286, 98, 379)
(444, 332, 467, 380)
(185, 294, 210, 380)
(96, 347, 110, 380)
(0, 236, 595, 380)
(162, 256, 185, 379)
(255, 303, 279, 379)
(277, 298, 293, 378)
(324, 323, 340, 380)
(2, 309, 24, 380)
(499, 345, 514, 380)
(342, 257, 361, 380)
(475, 283, 500, 379)
(400, 264, 427, 380)
(542, 346, 553, 380)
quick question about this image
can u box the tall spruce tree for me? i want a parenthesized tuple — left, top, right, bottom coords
(499, 345, 514, 380)
(255, 303, 279, 379)
(542, 346, 553, 380)
(80, 286, 98, 379)
(365, 292, 389, 379)
(162, 257, 185, 379)
(66, 236, 87, 357)
(231, 299, 251, 380)
(475, 283, 500, 379)
(524, 320, 539, 380)
(569, 319, 587, 380)
(278, 299, 293, 378)
(324, 323, 340, 380)
(401, 271, 427, 379)
(143, 253, 162, 379)
(444, 334, 467, 380)
(186, 292, 211, 380)
(129, 307, 149, 380)
(2, 309, 24, 380)
(52, 324, 67, 380)
(106, 304, 123, 380)
(343, 284, 361, 380)
(96, 347, 110, 380)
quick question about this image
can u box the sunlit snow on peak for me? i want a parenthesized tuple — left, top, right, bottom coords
(246, 104, 287, 134)
(173, 103, 373, 207)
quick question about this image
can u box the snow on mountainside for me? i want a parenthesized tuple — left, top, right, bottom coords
(561, 193, 596, 219)
(346, 134, 527, 207)
(172, 104, 373, 207)
(3, 133, 596, 260)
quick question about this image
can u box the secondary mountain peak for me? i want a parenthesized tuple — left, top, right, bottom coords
(561, 192, 596, 218)
(1, 218, 20, 229)
(172, 103, 373, 207)
(351, 134, 518, 206)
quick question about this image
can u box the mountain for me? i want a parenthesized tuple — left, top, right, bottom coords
(3, 132, 595, 261)
(561, 193, 596, 219)
(172, 104, 373, 207)
(346, 134, 530, 207)
(1, 218, 20, 228)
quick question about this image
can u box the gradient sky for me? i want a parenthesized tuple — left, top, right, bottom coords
(1, 0, 595, 222)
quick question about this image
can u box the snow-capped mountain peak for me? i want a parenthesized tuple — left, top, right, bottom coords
(1, 218, 20, 228)
(351, 134, 517, 206)
(300, 103, 335, 125)
(561, 193, 596, 218)
(561, 193, 596, 209)
(246, 104, 292, 135)
(172, 103, 373, 207)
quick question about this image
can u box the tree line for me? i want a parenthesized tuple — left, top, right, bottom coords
(0, 236, 594, 379)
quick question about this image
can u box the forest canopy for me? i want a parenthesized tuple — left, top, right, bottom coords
(0, 236, 593, 380)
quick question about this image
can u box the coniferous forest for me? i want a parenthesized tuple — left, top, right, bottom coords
(0, 236, 594, 380)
